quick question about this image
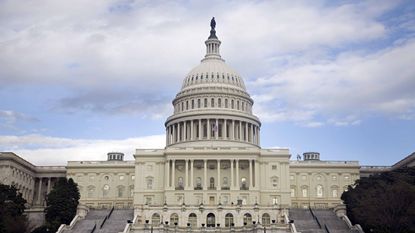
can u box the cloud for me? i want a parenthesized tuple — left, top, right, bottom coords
(0, 110, 39, 130)
(54, 89, 172, 119)
(0, 0, 413, 126)
(0, 134, 165, 165)
(252, 38, 415, 125)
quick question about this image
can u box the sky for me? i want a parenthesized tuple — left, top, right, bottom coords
(0, 0, 414, 166)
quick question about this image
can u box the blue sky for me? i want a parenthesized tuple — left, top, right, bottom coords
(0, 0, 414, 165)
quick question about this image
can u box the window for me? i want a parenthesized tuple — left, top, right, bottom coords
(207, 213, 215, 227)
(204, 98, 207, 107)
(146, 177, 153, 189)
(231, 100, 234, 109)
(104, 176, 109, 181)
(129, 185, 134, 197)
(262, 213, 271, 226)
(178, 177, 184, 189)
(131, 175, 135, 180)
(332, 175, 337, 181)
(272, 165, 277, 170)
(186, 101, 189, 110)
(198, 99, 201, 108)
(317, 185, 323, 197)
(117, 186, 125, 198)
(209, 177, 215, 189)
(291, 188, 295, 197)
(332, 189, 338, 198)
(196, 177, 202, 189)
(272, 196, 278, 205)
(271, 177, 278, 187)
(237, 100, 240, 110)
(344, 175, 350, 180)
(170, 213, 179, 226)
(243, 213, 252, 226)
(302, 187, 308, 197)
(151, 213, 160, 226)
(192, 99, 194, 109)
(189, 213, 197, 227)
(316, 176, 321, 181)
(225, 99, 228, 108)
(211, 98, 214, 107)
(223, 177, 228, 187)
(290, 175, 294, 180)
(103, 184, 110, 197)
(241, 177, 247, 189)
(119, 175, 124, 180)
(225, 213, 234, 227)
(87, 186, 95, 198)
(222, 195, 229, 205)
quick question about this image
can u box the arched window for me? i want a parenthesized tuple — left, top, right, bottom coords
(225, 99, 228, 108)
(231, 99, 234, 109)
(218, 98, 222, 107)
(151, 213, 160, 226)
(146, 177, 153, 189)
(188, 213, 197, 227)
(241, 177, 247, 190)
(87, 186, 95, 198)
(209, 177, 215, 189)
(170, 213, 179, 226)
(206, 213, 215, 227)
(198, 99, 201, 108)
(302, 186, 308, 197)
(243, 213, 252, 226)
(102, 184, 110, 197)
(225, 213, 234, 227)
(290, 186, 296, 197)
(129, 185, 134, 197)
(317, 185, 323, 197)
(204, 98, 207, 108)
(191, 99, 194, 109)
(262, 213, 271, 226)
(211, 98, 214, 107)
(117, 186, 125, 198)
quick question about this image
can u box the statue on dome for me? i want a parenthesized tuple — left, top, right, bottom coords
(210, 17, 216, 30)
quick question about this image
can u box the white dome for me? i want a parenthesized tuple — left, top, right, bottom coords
(181, 59, 247, 91)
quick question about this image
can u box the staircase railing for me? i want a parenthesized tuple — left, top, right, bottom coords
(90, 223, 96, 233)
(100, 206, 115, 229)
(309, 207, 322, 229)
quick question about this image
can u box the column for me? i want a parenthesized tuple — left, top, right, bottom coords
(172, 160, 176, 189)
(165, 160, 170, 188)
(198, 119, 202, 140)
(249, 160, 253, 189)
(47, 178, 51, 194)
(250, 124, 254, 143)
(258, 128, 260, 145)
(185, 159, 189, 188)
(236, 160, 239, 189)
(245, 123, 248, 142)
(184, 121, 187, 141)
(231, 160, 234, 188)
(239, 121, 242, 141)
(190, 120, 194, 140)
(204, 160, 207, 190)
(207, 119, 211, 139)
(173, 124, 176, 142)
(215, 119, 218, 139)
(166, 128, 169, 145)
(190, 160, 194, 189)
(37, 178, 42, 205)
(232, 120, 235, 140)
(254, 160, 259, 189)
(224, 119, 227, 139)
(217, 160, 221, 190)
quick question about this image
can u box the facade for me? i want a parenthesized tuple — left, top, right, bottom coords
(1, 19, 413, 231)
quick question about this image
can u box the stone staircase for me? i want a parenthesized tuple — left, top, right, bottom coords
(289, 208, 358, 233)
(289, 208, 325, 233)
(63, 209, 133, 233)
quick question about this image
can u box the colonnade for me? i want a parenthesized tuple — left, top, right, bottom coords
(164, 159, 259, 191)
(166, 118, 260, 146)
(33, 177, 56, 206)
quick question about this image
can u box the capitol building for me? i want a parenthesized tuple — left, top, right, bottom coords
(1, 19, 413, 233)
